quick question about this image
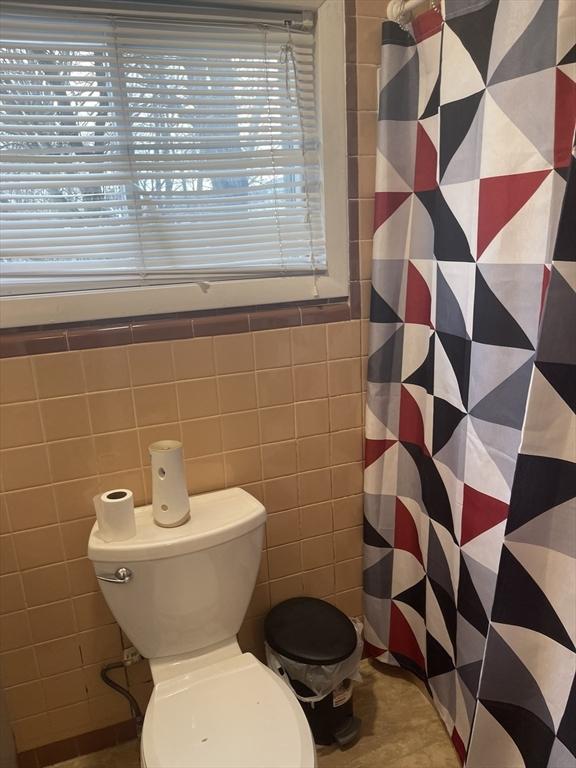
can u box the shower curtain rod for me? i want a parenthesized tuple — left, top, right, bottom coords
(387, 0, 431, 24)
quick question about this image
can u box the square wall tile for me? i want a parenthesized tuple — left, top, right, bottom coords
(294, 364, 328, 402)
(218, 373, 257, 414)
(223, 447, 261, 486)
(269, 574, 304, 606)
(5, 680, 46, 721)
(256, 369, 293, 407)
(298, 468, 331, 506)
(181, 417, 222, 459)
(330, 429, 363, 465)
(263, 475, 299, 513)
(334, 526, 363, 561)
(261, 441, 298, 480)
(291, 325, 327, 365)
(295, 400, 329, 438)
(82, 347, 131, 392)
(22, 563, 70, 606)
(94, 431, 140, 475)
(266, 509, 299, 547)
(1, 445, 52, 491)
(0, 403, 43, 449)
(33, 354, 85, 399)
(333, 494, 364, 530)
(78, 625, 122, 665)
(28, 600, 76, 643)
(299, 501, 333, 539)
(73, 593, 114, 631)
(14, 526, 64, 571)
(301, 534, 334, 571)
(221, 411, 260, 451)
(177, 379, 219, 420)
(328, 358, 362, 396)
(0, 358, 36, 404)
(0, 573, 25, 614)
(297, 435, 330, 472)
(52, 478, 100, 524)
(303, 565, 334, 598)
(331, 462, 364, 498)
(329, 394, 363, 432)
(214, 334, 254, 375)
(43, 669, 87, 711)
(0, 647, 38, 688)
(259, 405, 295, 444)
(88, 390, 135, 434)
(133, 384, 178, 427)
(40, 397, 91, 442)
(48, 438, 97, 483)
(267, 542, 301, 579)
(5, 487, 58, 531)
(0, 611, 31, 652)
(128, 343, 173, 386)
(185, 454, 226, 495)
(327, 321, 361, 360)
(172, 338, 215, 381)
(0, 535, 17, 575)
(254, 329, 291, 369)
(35, 636, 83, 677)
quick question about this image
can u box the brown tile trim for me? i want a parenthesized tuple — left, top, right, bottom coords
(301, 303, 351, 325)
(0, 298, 361, 358)
(249, 307, 301, 332)
(68, 323, 133, 351)
(132, 318, 193, 343)
(17, 719, 137, 768)
(193, 311, 250, 337)
(350, 281, 362, 319)
(0, 328, 68, 358)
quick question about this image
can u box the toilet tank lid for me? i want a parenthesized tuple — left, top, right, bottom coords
(87, 488, 265, 562)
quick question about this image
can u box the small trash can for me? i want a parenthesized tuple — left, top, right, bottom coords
(264, 597, 362, 748)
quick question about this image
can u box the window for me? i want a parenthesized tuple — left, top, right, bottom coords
(0, 1, 348, 326)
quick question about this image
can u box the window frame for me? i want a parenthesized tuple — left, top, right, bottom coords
(0, 0, 349, 328)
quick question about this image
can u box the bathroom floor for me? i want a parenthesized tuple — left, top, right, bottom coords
(50, 661, 460, 768)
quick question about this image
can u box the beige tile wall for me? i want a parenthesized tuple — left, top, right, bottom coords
(0, 321, 369, 752)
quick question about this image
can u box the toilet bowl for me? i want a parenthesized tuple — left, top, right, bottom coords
(88, 488, 316, 768)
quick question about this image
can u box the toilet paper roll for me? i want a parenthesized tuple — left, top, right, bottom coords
(149, 440, 190, 528)
(94, 489, 136, 542)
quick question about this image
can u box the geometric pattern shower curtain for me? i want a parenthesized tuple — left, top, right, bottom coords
(362, 1, 576, 764)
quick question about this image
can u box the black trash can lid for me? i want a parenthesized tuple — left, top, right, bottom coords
(264, 597, 358, 665)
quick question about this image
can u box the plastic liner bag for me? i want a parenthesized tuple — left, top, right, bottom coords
(265, 618, 363, 703)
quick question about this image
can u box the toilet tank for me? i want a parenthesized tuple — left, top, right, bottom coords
(88, 488, 265, 660)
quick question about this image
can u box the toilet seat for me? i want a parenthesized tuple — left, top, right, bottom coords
(142, 652, 316, 768)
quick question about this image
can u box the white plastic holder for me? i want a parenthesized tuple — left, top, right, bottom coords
(149, 440, 190, 528)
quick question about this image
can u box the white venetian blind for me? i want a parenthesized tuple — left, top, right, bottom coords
(0, 5, 325, 296)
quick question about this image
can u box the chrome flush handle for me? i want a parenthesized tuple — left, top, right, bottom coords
(96, 567, 133, 584)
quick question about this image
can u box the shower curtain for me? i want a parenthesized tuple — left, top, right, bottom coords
(362, 0, 576, 765)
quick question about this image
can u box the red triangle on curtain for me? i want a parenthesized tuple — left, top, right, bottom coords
(460, 484, 508, 545)
(414, 122, 438, 192)
(399, 386, 430, 456)
(395, 498, 425, 565)
(365, 438, 396, 468)
(477, 170, 550, 257)
(404, 262, 433, 327)
(389, 602, 426, 671)
(374, 191, 411, 232)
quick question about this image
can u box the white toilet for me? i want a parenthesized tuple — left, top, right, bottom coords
(88, 487, 316, 768)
